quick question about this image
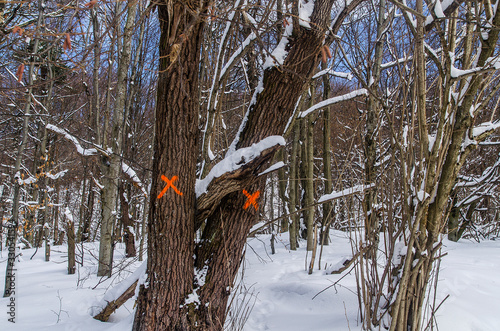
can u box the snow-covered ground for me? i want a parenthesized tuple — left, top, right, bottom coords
(0, 231, 499, 330)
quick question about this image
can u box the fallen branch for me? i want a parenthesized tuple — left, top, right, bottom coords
(329, 250, 362, 275)
(93, 261, 146, 322)
(93, 280, 138, 322)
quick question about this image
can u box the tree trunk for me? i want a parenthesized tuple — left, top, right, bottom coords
(133, 0, 365, 329)
(138, 195, 148, 262)
(288, 120, 300, 250)
(97, 1, 138, 277)
(364, 0, 386, 259)
(276, 149, 289, 232)
(305, 113, 315, 251)
(81, 174, 95, 242)
(133, 1, 205, 329)
(67, 219, 75, 275)
(119, 183, 136, 257)
(192, 1, 365, 327)
(321, 65, 332, 245)
(3, 0, 45, 296)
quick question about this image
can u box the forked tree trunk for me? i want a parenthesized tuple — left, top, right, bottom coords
(133, 0, 365, 329)
(191, 1, 365, 327)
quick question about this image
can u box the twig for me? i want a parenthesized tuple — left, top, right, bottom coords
(312, 264, 357, 300)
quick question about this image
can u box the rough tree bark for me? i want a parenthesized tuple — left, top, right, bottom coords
(133, 0, 366, 329)
(191, 0, 366, 328)
(132, 0, 207, 329)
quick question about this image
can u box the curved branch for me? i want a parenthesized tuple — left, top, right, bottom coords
(196, 143, 283, 229)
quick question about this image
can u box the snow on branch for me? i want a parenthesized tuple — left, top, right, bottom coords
(93, 262, 147, 321)
(249, 184, 375, 236)
(312, 67, 353, 80)
(17, 175, 37, 186)
(196, 136, 286, 197)
(196, 136, 285, 227)
(122, 163, 148, 197)
(472, 121, 500, 140)
(264, 23, 293, 68)
(218, 32, 257, 83)
(380, 56, 412, 70)
(47, 124, 98, 156)
(46, 169, 68, 180)
(450, 65, 485, 79)
(298, 0, 315, 29)
(48, 124, 146, 195)
(258, 161, 285, 177)
(456, 154, 500, 189)
(318, 184, 374, 203)
(99, 262, 146, 307)
(425, 0, 446, 25)
(299, 89, 367, 118)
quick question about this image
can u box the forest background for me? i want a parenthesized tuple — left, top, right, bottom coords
(1, 0, 500, 330)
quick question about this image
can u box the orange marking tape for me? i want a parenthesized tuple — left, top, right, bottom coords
(157, 175, 183, 199)
(243, 190, 260, 210)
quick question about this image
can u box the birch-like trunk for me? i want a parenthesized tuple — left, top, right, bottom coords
(3, 0, 44, 297)
(97, 0, 138, 277)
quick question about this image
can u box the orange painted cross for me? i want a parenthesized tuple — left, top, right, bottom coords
(243, 190, 260, 210)
(157, 175, 183, 199)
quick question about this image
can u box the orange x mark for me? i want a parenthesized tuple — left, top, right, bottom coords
(157, 175, 183, 199)
(243, 190, 260, 210)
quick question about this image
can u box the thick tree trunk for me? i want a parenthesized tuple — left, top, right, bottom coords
(192, 1, 366, 327)
(133, 0, 365, 329)
(133, 2, 204, 329)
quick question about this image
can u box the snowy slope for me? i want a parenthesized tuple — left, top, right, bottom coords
(0, 232, 499, 330)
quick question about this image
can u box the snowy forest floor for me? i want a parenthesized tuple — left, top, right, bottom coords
(0, 230, 499, 330)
